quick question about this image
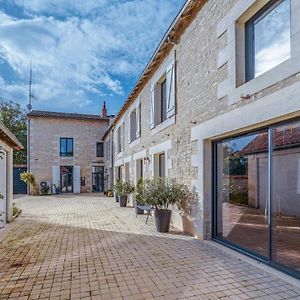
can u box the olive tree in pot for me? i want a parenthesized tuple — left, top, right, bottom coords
(143, 178, 190, 233)
(119, 181, 135, 207)
(113, 180, 122, 203)
(134, 178, 145, 215)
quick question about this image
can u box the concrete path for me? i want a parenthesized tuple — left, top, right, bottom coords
(0, 195, 299, 300)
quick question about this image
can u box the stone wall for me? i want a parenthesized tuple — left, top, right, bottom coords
(108, 0, 300, 239)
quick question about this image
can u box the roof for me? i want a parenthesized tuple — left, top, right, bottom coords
(241, 128, 300, 155)
(0, 122, 23, 150)
(27, 110, 110, 121)
(104, 0, 207, 136)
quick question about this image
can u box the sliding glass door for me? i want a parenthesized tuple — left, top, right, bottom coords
(214, 119, 300, 278)
(271, 122, 300, 274)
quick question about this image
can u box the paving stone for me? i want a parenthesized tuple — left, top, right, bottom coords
(0, 195, 299, 300)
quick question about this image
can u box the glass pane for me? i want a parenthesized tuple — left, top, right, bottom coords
(254, 0, 290, 77)
(60, 139, 66, 155)
(216, 131, 269, 257)
(271, 122, 300, 275)
(67, 139, 73, 156)
(161, 80, 167, 122)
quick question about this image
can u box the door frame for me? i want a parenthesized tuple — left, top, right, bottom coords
(60, 166, 73, 193)
(212, 116, 300, 279)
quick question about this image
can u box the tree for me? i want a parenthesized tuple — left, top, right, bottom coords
(0, 100, 27, 164)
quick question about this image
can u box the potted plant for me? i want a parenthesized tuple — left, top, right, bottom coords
(20, 172, 39, 195)
(143, 178, 190, 233)
(113, 180, 122, 202)
(119, 181, 135, 207)
(135, 178, 145, 215)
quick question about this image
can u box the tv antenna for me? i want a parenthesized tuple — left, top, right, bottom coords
(27, 61, 39, 111)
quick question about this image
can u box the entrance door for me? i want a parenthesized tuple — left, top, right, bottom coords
(13, 167, 27, 194)
(60, 166, 73, 193)
(92, 166, 104, 192)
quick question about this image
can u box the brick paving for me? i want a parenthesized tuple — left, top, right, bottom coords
(0, 194, 299, 300)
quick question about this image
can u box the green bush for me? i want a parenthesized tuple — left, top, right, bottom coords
(143, 177, 194, 211)
(113, 180, 135, 196)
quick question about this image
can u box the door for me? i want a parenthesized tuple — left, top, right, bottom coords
(0, 149, 6, 228)
(60, 166, 73, 193)
(92, 166, 104, 192)
(13, 167, 27, 194)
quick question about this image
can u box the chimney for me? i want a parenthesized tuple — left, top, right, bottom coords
(101, 101, 107, 117)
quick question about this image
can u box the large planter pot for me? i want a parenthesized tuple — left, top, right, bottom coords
(154, 209, 172, 233)
(135, 201, 144, 215)
(119, 195, 127, 207)
(115, 195, 119, 203)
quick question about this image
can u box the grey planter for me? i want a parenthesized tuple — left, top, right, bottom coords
(135, 201, 144, 215)
(119, 195, 127, 207)
(154, 209, 172, 233)
(115, 195, 119, 203)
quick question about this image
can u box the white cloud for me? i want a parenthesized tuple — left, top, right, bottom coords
(0, 0, 185, 112)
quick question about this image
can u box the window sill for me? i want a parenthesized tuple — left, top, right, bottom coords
(129, 137, 141, 148)
(228, 56, 300, 105)
(151, 115, 175, 135)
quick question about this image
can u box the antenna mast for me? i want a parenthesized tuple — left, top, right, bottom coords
(27, 61, 33, 111)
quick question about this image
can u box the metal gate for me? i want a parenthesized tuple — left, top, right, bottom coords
(13, 166, 27, 194)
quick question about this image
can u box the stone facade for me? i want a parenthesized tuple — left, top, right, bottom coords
(105, 0, 300, 243)
(28, 113, 109, 193)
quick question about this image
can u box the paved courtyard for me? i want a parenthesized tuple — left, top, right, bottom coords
(0, 195, 299, 300)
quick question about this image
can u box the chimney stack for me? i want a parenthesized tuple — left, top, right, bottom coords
(101, 101, 107, 117)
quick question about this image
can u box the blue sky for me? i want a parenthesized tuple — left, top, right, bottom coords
(0, 0, 185, 115)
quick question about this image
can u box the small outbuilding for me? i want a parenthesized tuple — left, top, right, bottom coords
(0, 122, 23, 227)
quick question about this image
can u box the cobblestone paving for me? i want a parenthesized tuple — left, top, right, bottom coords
(0, 195, 299, 300)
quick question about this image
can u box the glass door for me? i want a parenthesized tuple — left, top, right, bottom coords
(60, 166, 73, 193)
(92, 166, 104, 192)
(215, 131, 269, 258)
(271, 122, 300, 274)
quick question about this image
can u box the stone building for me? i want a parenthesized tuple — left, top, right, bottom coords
(28, 104, 111, 193)
(0, 122, 23, 226)
(104, 0, 300, 278)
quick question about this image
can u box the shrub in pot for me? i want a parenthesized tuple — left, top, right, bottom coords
(134, 178, 145, 215)
(143, 178, 190, 233)
(118, 181, 135, 207)
(113, 180, 122, 202)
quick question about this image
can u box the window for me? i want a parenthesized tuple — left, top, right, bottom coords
(60, 138, 73, 157)
(213, 119, 300, 278)
(117, 123, 124, 153)
(160, 79, 167, 123)
(96, 142, 104, 157)
(245, 0, 291, 81)
(129, 109, 137, 142)
(136, 159, 143, 180)
(149, 60, 175, 129)
(158, 153, 165, 178)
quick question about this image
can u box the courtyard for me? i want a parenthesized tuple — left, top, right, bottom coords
(0, 195, 299, 300)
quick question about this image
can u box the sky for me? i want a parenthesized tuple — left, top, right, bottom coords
(0, 0, 185, 115)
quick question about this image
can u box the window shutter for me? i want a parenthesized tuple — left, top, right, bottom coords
(136, 103, 141, 138)
(120, 123, 124, 151)
(149, 86, 155, 129)
(166, 61, 176, 118)
(127, 115, 131, 144)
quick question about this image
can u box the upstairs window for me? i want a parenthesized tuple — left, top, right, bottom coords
(245, 0, 291, 81)
(96, 142, 104, 157)
(149, 59, 176, 129)
(117, 123, 124, 153)
(128, 103, 141, 144)
(60, 138, 73, 157)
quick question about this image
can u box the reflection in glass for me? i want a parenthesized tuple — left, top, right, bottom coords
(216, 132, 269, 257)
(254, 0, 290, 77)
(272, 123, 300, 273)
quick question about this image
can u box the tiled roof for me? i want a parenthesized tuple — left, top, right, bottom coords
(27, 110, 109, 121)
(241, 128, 300, 154)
